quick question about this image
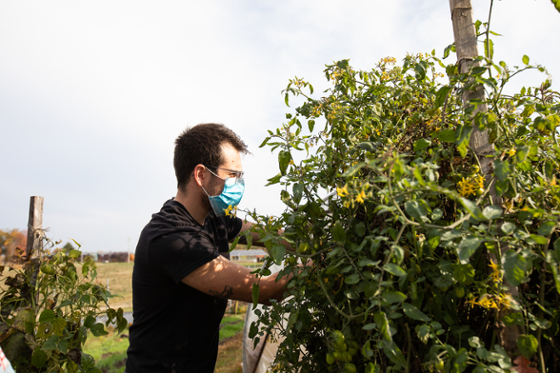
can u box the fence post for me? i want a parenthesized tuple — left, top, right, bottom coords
(26, 196, 44, 259)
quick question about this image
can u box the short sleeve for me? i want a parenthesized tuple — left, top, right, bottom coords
(148, 231, 218, 284)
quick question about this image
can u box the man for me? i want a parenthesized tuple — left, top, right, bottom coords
(126, 123, 290, 373)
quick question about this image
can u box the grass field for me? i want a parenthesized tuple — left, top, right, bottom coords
(89, 262, 134, 312)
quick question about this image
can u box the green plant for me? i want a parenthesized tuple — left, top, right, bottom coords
(0, 238, 127, 372)
(240, 37, 560, 372)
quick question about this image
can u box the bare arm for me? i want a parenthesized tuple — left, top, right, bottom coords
(181, 255, 289, 306)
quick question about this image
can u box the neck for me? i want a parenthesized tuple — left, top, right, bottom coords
(175, 187, 209, 226)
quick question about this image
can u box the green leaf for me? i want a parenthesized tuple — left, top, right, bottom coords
(482, 206, 502, 220)
(494, 160, 511, 181)
(405, 201, 429, 223)
(455, 125, 472, 158)
(529, 234, 548, 245)
(269, 243, 286, 265)
(453, 264, 475, 285)
(252, 283, 259, 310)
(413, 167, 425, 185)
(382, 340, 407, 367)
(354, 222, 366, 237)
(414, 62, 427, 80)
(501, 222, 515, 235)
(265, 173, 282, 186)
(42, 335, 59, 351)
(503, 312, 524, 326)
(90, 323, 108, 337)
(468, 336, 484, 348)
(384, 263, 407, 277)
(292, 183, 304, 204)
(332, 221, 346, 243)
(52, 317, 67, 337)
(417, 324, 430, 344)
(403, 303, 431, 322)
(459, 197, 484, 220)
(84, 315, 96, 328)
(413, 138, 431, 152)
(358, 142, 376, 152)
(308, 120, 315, 132)
(383, 290, 407, 304)
(433, 129, 455, 142)
(435, 86, 452, 108)
(504, 252, 527, 286)
(342, 163, 364, 177)
(278, 150, 292, 176)
(69, 249, 82, 259)
(13, 308, 35, 334)
(258, 137, 269, 148)
(458, 236, 484, 264)
(345, 273, 360, 285)
(32, 347, 47, 368)
(443, 43, 455, 59)
(39, 309, 56, 323)
(517, 334, 538, 359)
(553, 0, 560, 13)
(522, 55, 530, 65)
(374, 312, 391, 341)
(58, 338, 68, 354)
(538, 221, 556, 236)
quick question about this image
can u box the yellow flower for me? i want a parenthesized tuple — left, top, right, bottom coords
(457, 174, 485, 197)
(355, 190, 366, 204)
(508, 148, 516, 157)
(224, 205, 234, 216)
(488, 260, 501, 283)
(497, 294, 513, 311)
(337, 185, 349, 197)
(477, 295, 499, 309)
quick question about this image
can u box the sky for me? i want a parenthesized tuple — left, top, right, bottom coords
(1, 0, 559, 253)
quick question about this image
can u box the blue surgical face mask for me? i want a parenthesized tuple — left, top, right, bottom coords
(201, 167, 245, 216)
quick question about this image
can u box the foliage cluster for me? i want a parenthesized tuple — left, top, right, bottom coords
(241, 44, 560, 372)
(0, 238, 127, 372)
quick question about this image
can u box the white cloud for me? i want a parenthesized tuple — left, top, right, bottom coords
(1, 0, 558, 251)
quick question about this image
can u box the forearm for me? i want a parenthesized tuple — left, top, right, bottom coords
(182, 256, 290, 305)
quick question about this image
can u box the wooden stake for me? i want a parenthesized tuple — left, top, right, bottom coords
(449, 0, 521, 355)
(26, 196, 44, 259)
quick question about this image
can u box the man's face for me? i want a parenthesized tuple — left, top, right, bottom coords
(202, 142, 243, 203)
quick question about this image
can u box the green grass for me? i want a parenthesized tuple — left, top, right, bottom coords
(219, 315, 244, 340)
(83, 327, 129, 373)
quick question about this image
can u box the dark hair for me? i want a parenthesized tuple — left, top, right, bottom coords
(174, 123, 249, 190)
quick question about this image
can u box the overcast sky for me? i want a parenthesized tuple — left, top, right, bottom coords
(1, 1, 558, 253)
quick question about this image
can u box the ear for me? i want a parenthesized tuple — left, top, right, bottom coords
(193, 164, 206, 187)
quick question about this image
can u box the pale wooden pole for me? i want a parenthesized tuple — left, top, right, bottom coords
(449, 0, 522, 356)
(26, 196, 44, 259)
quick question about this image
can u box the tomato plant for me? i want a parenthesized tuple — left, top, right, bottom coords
(0, 238, 127, 372)
(242, 45, 560, 372)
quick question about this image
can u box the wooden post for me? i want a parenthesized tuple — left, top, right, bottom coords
(26, 196, 44, 259)
(449, 0, 521, 356)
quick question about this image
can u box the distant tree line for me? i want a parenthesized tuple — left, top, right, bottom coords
(93, 252, 134, 263)
(1, 229, 134, 263)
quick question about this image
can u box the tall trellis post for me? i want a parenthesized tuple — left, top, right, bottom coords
(449, 0, 522, 355)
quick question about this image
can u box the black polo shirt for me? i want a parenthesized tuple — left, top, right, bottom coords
(126, 199, 242, 373)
